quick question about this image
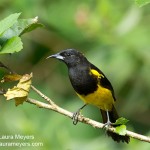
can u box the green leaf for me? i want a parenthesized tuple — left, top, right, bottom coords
(0, 16, 43, 44)
(0, 13, 21, 36)
(113, 117, 129, 125)
(19, 16, 44, 35)
(135, 0, 150, 7)
(0, 14, 43, 54)
(0, 36, 23, 54)
(115, 125, 127, 136)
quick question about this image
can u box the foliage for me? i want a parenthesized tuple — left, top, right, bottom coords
(0, 13, 43, 54)
(112, 117, 129, 136)
(3, 73, 32, 106)
(114, 117, 129, 126)
(115, 125, 127, 136)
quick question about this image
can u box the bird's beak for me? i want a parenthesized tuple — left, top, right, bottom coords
(46, 53, 64, 60)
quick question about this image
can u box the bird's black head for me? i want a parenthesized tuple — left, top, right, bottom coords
(47, 49, 88, 67)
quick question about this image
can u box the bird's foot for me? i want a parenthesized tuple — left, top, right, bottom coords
(72, 110, 80, 125)
(103, 121, 113, 129)
(72, 104, 87, 125)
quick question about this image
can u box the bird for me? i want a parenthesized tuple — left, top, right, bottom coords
(47, 48, 130, 143)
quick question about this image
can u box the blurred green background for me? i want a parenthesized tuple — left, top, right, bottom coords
(0, 0, 150, 149)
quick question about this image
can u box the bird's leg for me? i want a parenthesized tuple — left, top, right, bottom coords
(103, 110, 113, 129)
(72, 104, 87, 125)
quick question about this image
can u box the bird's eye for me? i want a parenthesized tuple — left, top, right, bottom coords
(66, 53, 71, 56)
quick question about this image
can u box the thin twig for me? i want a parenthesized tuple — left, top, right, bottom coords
(31, 85, 56, 105)
(26, 97, 150, 143)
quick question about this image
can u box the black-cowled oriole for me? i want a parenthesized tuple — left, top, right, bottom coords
(47, 49, 130, 143)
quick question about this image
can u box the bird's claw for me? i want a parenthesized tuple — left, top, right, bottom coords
(103, 121, 113, 129)
(72, 111, 80, 125)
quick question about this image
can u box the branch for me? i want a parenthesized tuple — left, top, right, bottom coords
(31, 85, 56, 105)
(27, 86, 150, 143)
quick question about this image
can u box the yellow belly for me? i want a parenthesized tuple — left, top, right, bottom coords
(76, 85, 115, 111)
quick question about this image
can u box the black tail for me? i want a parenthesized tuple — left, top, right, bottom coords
(100, 106, 130, 143)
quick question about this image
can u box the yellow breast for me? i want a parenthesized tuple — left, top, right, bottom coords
(76, 85, 115, 111)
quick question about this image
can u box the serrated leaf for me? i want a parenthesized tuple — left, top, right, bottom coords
(1, 74, 22, 83)
(0, 14, 43, 54)
(135, 0, 150, 7)
(113, 117, 129, 125)
(0, 36, 23, 54)
(115, 125, 127, 136)
(4, 73, 32, 106)
(0, 13, 21, 36)
(0, 16, 43, 44)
